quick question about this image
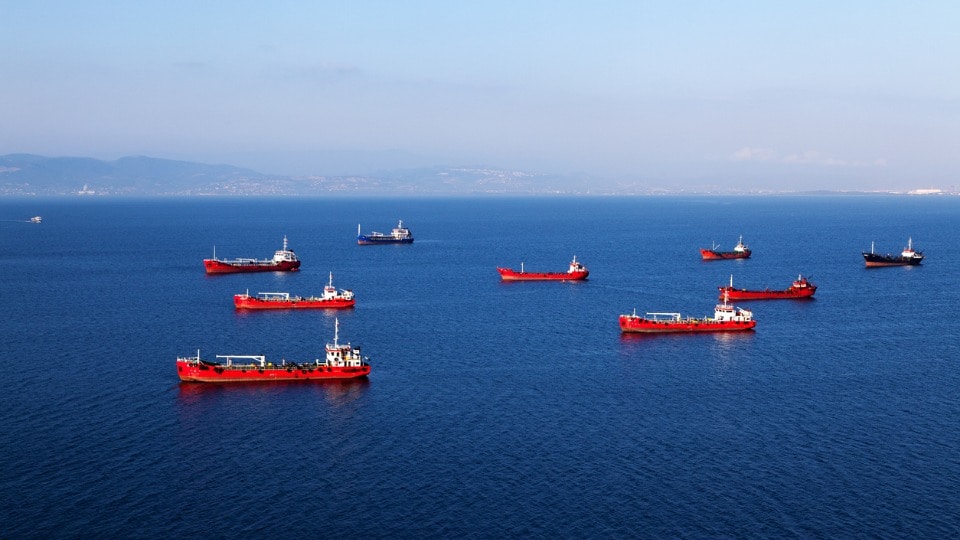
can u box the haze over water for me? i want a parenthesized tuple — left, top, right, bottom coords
(1, 196, 958, 537)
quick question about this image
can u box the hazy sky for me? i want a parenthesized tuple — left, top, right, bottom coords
(2, 1, 958, 190)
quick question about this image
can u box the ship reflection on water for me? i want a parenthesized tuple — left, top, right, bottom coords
(176, 377, 370, 409)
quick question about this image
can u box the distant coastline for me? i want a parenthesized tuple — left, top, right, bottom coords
(1, 154, 955, 197)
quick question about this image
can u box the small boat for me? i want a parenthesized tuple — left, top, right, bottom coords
(357, 220, 414, 245)
(718, 274, 817, 300)
(29, 216, 42, 223)
(234, 273, 355, 309)
(862, 238, 924, 267)
(204, 236, 301, 274)
(700, 235, 751, 260)
(497, 256, 589, 281)
(176, 318, 370, 382)
(619, 293, 756, 333)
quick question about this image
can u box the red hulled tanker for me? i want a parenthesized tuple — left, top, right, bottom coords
(619, 293, 756, 333)
(718, 275, 817, 300)
(204, 236, 300, 274)
(234, 273, 355, 309)
(177, 318, 369, 383)
(497, 256, 589, 281)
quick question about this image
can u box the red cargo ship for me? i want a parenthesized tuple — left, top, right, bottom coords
(718, 274, 817, 300)
(234, 273, 355, 310)
(497, 256, 589, 281)
(619, 293, 755, 333)
(176, 318, 370, 382)
(204, 236, 301, 274)
(700, 235, 751, 260)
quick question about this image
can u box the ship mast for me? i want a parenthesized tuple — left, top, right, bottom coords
(282, 235, 289, 251)
(329, 271, 334, 287)
(334, 317, 340, 348)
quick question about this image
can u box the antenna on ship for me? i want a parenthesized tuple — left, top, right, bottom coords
(328, 271, 334, 287)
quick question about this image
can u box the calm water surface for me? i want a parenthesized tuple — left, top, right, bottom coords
(1, 196, 958, 537)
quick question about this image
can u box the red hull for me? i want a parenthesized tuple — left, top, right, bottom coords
(497, 268, 589, 281)
(176, 359, 369, 382)
(719, 287, 815, 300)
(700, 249, 751, 260)
(619, 315, 756, 333)
(204, 259, 301, 274)
(719, 275, 816, 300)
(234, 295, 355, 309)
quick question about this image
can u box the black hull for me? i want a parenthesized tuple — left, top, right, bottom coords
(862, 253, 923, 267)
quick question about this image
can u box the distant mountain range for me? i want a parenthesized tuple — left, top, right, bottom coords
(3, 154, 953, 196)
(0, 154, 590, 196)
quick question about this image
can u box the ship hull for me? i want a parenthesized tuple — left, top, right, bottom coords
(234, 296, 355, 309)
(176, 360, 369, 382)
(357, 236, 414, 245)
(204, 259, 301, 274)
(862, 254, 923, 267)
(497, 268, 589, 281)
(700, 249, 751, 260)
(719, 287, 816, 300)
(619, 315, 756, 333)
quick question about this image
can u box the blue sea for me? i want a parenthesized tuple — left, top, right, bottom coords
(2, 196, 959, 538)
